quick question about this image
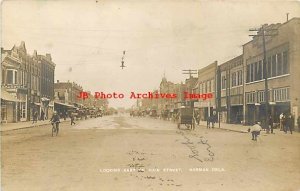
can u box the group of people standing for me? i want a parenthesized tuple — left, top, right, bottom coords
(206, 113, 217, 128)
(279, 113, 297, 134)
(250, 112, 299, 141)
(31, 110, 47, 124)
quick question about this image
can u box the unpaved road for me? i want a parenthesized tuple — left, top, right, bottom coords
(1, 114, 300, 191)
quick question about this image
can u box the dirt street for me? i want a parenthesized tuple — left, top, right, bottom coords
(1, 114, 300, 191)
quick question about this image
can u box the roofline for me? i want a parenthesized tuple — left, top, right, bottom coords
(243, 17, 300, 47)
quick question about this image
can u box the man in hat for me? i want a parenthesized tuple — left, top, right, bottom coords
(50, 111, 60, 134)
(249, 121, 262, 141)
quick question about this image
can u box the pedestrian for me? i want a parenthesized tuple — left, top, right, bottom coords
(285, 114, 293, 134)
(70, 113, 76, 125)
(196, 113, 200, 125)
(291, 114, 295, 132)
(207, 116, 211, 128)
(279, 113, 284, 131)
(63, 112, 67, 121)
(282, 114, 287, 132)
(269, 115, 274, 134)
(32, 110, 38, 124)
(248, 121, 262, 141)
(41, 110, 45, 121)
(297, 115, 300, 130)
(211, 113, 216, 128)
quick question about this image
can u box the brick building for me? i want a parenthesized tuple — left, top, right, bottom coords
(218, 55, 244, 124)
(38, 53, 55, 119)
(243, 18, 300, 125)
(1, 42, 45, 122)
(196, 61, 217, 121)
(54, 80, 83, 105)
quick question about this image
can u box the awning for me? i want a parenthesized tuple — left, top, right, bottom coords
(1, 89, 24, 102)
(54, 101, 76, 108)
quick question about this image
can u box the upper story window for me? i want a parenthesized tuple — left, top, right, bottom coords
(6, 69, 18, 85)
(246, 50, 289, 83)
(2, 69, 5, 84)
(221, 76, 226, 90)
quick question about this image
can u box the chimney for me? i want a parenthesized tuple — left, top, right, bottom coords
(46, 53, 52, 61)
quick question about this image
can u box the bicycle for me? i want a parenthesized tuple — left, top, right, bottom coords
(51, 121, 60, 136)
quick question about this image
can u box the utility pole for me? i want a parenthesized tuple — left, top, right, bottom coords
(249, 25, 277, 133)
(217, 66, 221, 128)
(182, 69, 197, 108)
(182, 69, 197, 79)
(226, 67, 231, 124)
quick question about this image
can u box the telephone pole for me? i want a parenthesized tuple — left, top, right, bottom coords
(249, 25, 277, 133)
(182, 69, 197, 79)
(182, 69, 197, 107)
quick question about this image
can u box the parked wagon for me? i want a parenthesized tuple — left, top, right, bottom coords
(177, 107, 196, 130)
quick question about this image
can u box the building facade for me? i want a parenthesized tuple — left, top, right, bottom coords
(243, 18, 300, 125)
(218, 55, 244, 124)
(38, 53, 55, 119)
(54, 81, 83, 105)
(1, 42, 46, 122)
(196, 61, 217, 121)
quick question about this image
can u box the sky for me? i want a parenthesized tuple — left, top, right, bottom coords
(1, 0, 300, 108)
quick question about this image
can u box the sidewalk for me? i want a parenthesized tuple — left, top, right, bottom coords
(197, 120, 250, 133)
(198, 120, 299, 134)
(1, 119, 70, 132)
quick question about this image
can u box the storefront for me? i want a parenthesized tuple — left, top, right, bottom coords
(54, 101, 76, 118)
(41, 97, 51, 120)
(1, 89, 24, 123)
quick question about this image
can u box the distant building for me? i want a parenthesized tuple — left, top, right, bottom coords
(159, 76, 175, 111)
(196, 61, 218, 121)
(184, 76, 198, 107)
(54, 80, 83, 105)
(54, 81, 83, 115)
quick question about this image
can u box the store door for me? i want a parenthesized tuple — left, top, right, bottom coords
(20, 102, 27, 121)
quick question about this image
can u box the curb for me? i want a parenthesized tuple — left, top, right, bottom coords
(196, 124, 248, 133)
(1, 120, 70, 133)
(217, 127, 248, 133)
